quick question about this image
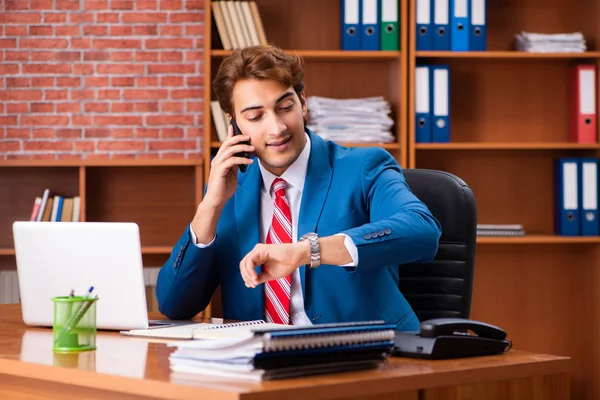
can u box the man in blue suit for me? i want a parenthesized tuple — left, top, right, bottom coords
(156, 45, 441, 331)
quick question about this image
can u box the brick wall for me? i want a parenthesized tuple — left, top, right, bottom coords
(0, 0, 205, 160)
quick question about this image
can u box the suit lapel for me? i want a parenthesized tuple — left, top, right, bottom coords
(235, 164, 263, 316)
(298, 131, 334, 300)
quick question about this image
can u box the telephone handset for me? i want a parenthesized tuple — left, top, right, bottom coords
(230, 118, 250, 173)
(392, 318, 512, 359)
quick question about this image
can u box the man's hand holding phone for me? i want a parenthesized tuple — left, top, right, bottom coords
(191, 122, 253, 244)
(205, 122, 253, 208)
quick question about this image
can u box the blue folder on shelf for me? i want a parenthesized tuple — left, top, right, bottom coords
(554, 158, 580, 236)
(415, 65, 432, 143)
(342, 0, 361, 50)
(469, 0, 486, 50)
(433, 0, 451, 50)
(361, 0, 379, 50)
(416, 0, 432, 50)
(431, 65, 450, 142)
(578, 158, 599, 236)
(450, 0, 469, 51)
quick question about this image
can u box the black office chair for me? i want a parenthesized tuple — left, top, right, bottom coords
(399, 169, 477, 321)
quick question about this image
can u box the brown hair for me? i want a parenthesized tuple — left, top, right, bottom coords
(212, 45, 305, 118)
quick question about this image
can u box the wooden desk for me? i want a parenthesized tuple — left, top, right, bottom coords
(0, 304, 570, 400)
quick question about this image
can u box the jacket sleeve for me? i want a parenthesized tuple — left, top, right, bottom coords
(155, 225, 220, 319)
(340, 148, 442, 271)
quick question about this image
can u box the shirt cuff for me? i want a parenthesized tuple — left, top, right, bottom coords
(335, 233, 358, 267)
(189, 223, 216, 248)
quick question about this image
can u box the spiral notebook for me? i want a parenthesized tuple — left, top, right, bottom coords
(120, 319, 288, 340)
(168, 321, 396, 356)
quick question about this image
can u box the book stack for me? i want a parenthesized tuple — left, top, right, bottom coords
(307, 96, 395, 144)
(167, 321, 395, 382)
(212, 1, 267, 50)
(476, 224, 525, 237)
(515, 31, 587, 53)
(29, 189, 81, 222)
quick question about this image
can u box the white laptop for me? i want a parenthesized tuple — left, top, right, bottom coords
(12, 221, 176, 330)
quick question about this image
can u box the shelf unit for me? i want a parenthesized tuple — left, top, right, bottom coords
(0, 159, 204, 310)
(203, 0, 410, 183)
(407, 0, 600, 398)
(416, 50, 600, 59)
(211, 49, 403, 60)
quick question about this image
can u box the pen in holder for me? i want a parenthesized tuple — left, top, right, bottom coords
(52, 294, 99, 352)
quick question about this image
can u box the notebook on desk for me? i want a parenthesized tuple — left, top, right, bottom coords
(120, 319, 288, 340)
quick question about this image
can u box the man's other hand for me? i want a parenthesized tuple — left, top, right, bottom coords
(239, 242, 309, 288)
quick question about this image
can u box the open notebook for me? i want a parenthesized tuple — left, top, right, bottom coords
(120, 320, 288, 340)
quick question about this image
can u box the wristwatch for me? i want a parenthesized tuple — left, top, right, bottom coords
(299, 232, 321, 268)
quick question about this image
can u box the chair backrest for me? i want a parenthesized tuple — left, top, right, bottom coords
(399, 169, 477, 321)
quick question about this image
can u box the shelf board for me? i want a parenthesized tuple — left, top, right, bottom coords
(415, 51, 600, 59)
(141, 246, 173, 254)
(477, 235, 600, 244)
(0, 159, 203, 167)
(0, 249, 15, 256)
(416, 142, 600, 150)
(210, 141, 401, 149)
(211, 49, 401, 60)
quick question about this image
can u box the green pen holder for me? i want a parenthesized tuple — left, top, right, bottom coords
(52, 296, 98, 352)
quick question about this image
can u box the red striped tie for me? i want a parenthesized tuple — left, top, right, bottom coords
(264, 178, 292, 325)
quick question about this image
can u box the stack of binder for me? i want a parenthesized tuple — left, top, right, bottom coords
(554, 158, 599, 236)
(307, 96, 395, 143)
(342, 0, 399, 51)
(515, 32, 587, 53)
(416, 0, 486, 51)
(168, 321, 395, 382)
(415, 65, 450, 143)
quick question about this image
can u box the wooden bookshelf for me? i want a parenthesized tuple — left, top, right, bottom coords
(477, 235, 600, 244)
(416, 142, 600, 150)
(416, 50, 600, 59)
(0, 159, 204, 307)
(209, 141, 402, 150)
(204, 0, 410, 183)
(0, 159, 203, 251)
(407, 0, 600, 398)
(212, 49, 402, 60)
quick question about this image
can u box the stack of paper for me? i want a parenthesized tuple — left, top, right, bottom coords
(168, 321, 395, 382)
(515, 31, 586, 53)
(307, 96, 395, 143)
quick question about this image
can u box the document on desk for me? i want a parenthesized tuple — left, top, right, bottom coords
(120, 320, 287, 340)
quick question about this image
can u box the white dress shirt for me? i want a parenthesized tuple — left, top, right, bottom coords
(190, 133, 358, 326)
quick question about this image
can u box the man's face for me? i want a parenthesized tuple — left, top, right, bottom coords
(231, 78, 307, 176)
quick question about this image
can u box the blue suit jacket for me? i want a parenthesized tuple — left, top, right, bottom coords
(156, 131, 442, 331)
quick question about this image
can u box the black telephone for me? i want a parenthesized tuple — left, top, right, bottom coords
(392, 318, 512, 360)
(230, 119, 250, 173)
